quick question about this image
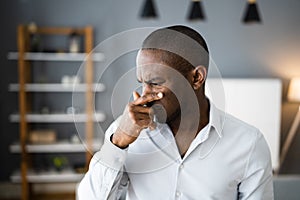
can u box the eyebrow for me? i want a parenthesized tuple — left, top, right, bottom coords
(138, 77, 166, 84)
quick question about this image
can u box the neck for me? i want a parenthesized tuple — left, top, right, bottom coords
(167, 93, 210, 157)
(167, 94, 210, 137)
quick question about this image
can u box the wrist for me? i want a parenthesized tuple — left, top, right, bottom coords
(110, 134, 129, 149)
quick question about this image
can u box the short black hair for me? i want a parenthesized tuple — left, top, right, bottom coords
(141, 25, 209, 71)
(166, 25, 209, 55)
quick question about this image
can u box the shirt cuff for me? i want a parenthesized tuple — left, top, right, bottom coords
(93, 135, 128, 171)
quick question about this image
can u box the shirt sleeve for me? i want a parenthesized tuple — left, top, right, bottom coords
(77, 118, 129, 200)
(238, 130, 274, 200)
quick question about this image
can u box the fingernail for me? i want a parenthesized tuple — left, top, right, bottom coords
(157, 92, 163, 99)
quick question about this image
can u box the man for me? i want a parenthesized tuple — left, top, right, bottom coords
(78, 25, 274, 199)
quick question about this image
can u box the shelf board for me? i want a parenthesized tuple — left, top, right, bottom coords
(10, 113, 106, 123)
(10, 141, 102, 153)
(7, 52, 104, 61)
(11, 169, 84, 183)
(9, 83, 105, 92)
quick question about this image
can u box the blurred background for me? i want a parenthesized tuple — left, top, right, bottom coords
(0, 0, 299, 199)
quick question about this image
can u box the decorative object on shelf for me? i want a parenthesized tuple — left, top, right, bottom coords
(66, 106, 81, 114)
(40, 106, 50, 114)
(29, 130, 56, 144)
(187, 0, 206, 21)
(73, 162, 86, 174)
(70, 134, 80, 144)
(62, 75, 81, 86)
(278, 77, 300, 173)
(28, 22, 42, 52)
(62, 75, 70, 85)
(53, 156, 68, 172)
(140, 0, 158, 18)
(242, 0, 262, 24)
(69, 32, 80, 53)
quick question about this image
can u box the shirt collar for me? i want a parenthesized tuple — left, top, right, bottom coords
(157, 100, 225, 138)
(153, 99, 225, 139)
(208, 100, 224, 138)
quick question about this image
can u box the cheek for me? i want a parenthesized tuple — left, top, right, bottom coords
(160, 90, 180, 111)
(153, 91, 180, 123)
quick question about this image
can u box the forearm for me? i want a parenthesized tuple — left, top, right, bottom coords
(78, 134, 128, 200)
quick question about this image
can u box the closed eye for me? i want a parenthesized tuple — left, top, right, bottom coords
(146, 78, 165, 86)
(151, 82, 165, 86)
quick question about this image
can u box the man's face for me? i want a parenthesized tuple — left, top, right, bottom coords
(136, 50, 194, 123)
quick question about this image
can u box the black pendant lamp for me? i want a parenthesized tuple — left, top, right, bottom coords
(242, 0, 262, 23)
(187, 0, 206, 21)
(140, 0, 158, 18)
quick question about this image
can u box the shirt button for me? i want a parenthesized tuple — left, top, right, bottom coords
(179, 164, 184, 169)
(116, 157, 123, 163)
(176, 191, 181, 197)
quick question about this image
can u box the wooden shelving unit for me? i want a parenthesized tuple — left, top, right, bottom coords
(10, 141, 102, 153)
(9, 83, 106, 92)
(9, 113, 106, 123)
(7, 52, 104, 61)
(9, 25, 104, 200)
(10, 170, 84, 183)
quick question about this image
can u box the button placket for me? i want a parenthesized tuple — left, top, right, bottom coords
(175, 161, 184, 199)
(179, 163, 184, 170)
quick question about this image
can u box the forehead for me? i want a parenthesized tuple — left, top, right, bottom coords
(136, 50, 177, 80)
(137, 50, 169, 67)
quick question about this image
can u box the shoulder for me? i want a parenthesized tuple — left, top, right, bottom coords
(220, 110, 271, 160)
(221, 110, 261, 140)
(210, 102, 261, 141)
(214, 107, 270, 156)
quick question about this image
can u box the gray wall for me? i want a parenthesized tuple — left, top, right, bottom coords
(1, 0, 300, 181)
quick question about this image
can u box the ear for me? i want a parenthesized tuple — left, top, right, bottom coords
(192, 66, 207, 90)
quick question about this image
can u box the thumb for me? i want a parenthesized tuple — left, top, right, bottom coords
(132, 91, 140, 101)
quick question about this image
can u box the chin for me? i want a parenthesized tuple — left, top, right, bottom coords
(152, 104, 167, 123)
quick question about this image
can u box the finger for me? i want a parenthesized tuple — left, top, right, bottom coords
(128, 106, 154, 121)
(129, 105, 152, 114)
(132, 92, 163, 106)
(131, 113, 151, 121)
(134, 119, 153, 129)
(132, 91, 140, 101)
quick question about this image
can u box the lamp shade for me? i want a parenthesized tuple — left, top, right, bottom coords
(288, 78, 300, 102)
(187, 0, 205, 21)
(140, 0, 158, 18)
(242, 0, 262, 23)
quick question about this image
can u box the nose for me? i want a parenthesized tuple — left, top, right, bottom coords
(142, 83, 152, 96)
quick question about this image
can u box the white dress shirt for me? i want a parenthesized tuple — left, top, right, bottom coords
(78, 102, 274, 200)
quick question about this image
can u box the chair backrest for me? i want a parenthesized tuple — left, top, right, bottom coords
(206, 78, 282, 171)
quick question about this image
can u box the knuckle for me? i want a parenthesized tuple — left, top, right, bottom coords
(128, 105, 134, 112)
(132, 118, 137, 125)
(128, 111, 135, 119)
(141, 96, 147, 101)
